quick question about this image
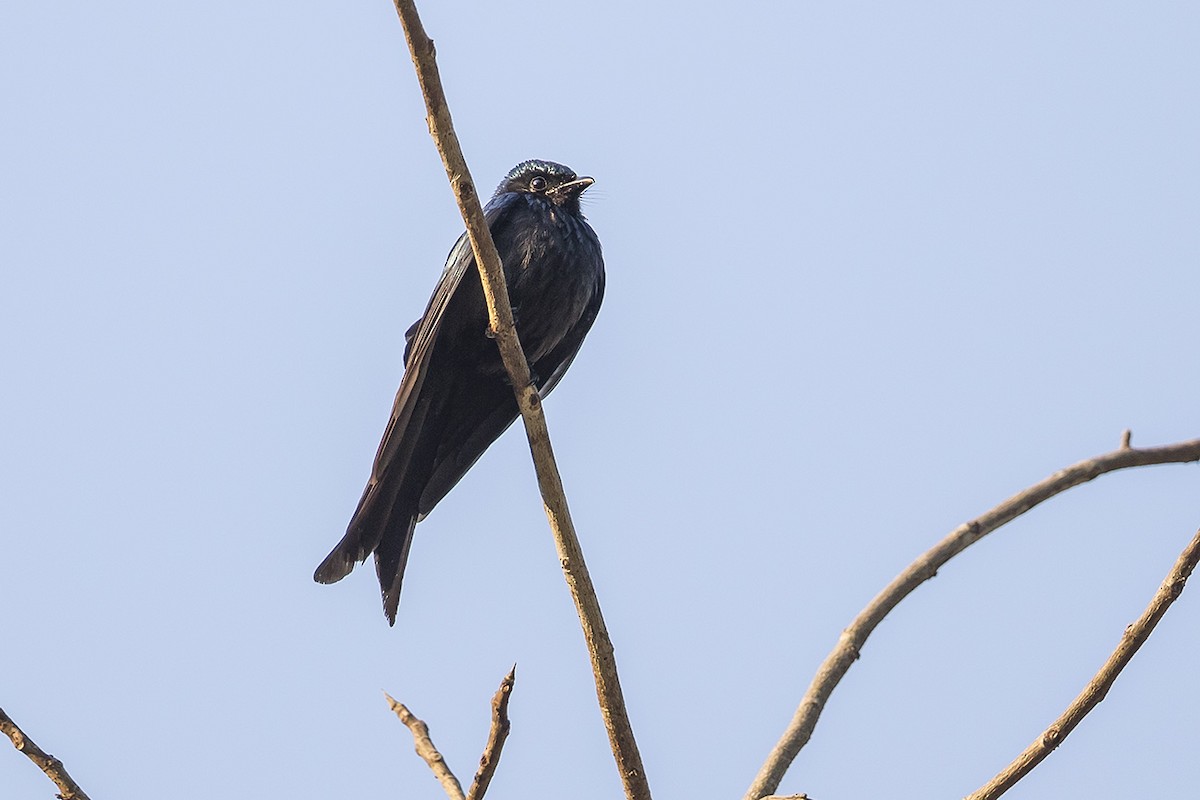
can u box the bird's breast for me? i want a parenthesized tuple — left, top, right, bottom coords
(505, 212, 602, 364)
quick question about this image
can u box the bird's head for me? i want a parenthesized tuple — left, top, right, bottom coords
(496, 159, 594, 213)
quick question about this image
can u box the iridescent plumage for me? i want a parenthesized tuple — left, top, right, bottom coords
(314, 160, 604, 624)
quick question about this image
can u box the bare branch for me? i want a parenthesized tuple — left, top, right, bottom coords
(385, 693, 466, 800)
(744, 436, 1200, 800)
(0, 707, 92, 800)
(965, 525, 1200, 799)
(387, 3, 650, 799)
(467, 667, 516, 800)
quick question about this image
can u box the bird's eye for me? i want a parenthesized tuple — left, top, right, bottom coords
(529, 176, 548, 192)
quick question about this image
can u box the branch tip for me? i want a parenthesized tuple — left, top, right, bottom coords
(466, 668, 518, 800)
(385, 692, 465, 800)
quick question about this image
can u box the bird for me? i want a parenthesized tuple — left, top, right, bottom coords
(314, 159, 605, 625)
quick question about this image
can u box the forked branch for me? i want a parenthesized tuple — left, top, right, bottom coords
(745, 434, 1200, 799)
(386, 668, 518, 800)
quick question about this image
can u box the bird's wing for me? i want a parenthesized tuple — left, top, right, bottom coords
(415, 381, 519, 517)
(313, 215, 491, 585)
(415, 247, 605, 516)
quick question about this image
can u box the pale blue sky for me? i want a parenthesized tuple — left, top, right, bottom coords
(3, 3, 1198, 799)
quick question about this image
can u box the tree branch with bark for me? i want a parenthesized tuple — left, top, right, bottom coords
(386, 2, 649, 799)
(1, 707, 92, 800)
(385, 667, 516, 800)
(6, 6, 1196, 800)
(744, 433, 1200, 799)
(965, 525, 1200, 800)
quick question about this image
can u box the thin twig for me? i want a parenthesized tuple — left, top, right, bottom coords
(965, 525, 1200, 799)
(385, 693, 466, 800)
(467, 666, 516, 800)
(387, 3, 650, 799)
(744, 436, 1200, 800)
(0, 707, 92, 800)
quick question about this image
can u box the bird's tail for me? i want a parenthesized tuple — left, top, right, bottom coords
(313, 481, 380, 584)
(312, 530, 368, 585)
(374, 514, 417, 626)
(313, 498, 417, 626)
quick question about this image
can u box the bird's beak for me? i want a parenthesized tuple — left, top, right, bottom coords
(549, 176, 595, 200)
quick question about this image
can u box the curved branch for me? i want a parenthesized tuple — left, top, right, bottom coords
(0, 707, 92, 800)
(966, 524, 1200, 798)
(745, 434, 1200, 800)
(386, 3, 650, 799)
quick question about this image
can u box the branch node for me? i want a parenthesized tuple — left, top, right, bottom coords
(1041, 725, 1063, 747)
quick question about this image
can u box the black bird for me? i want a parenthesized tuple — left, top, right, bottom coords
(314, 160, 604, 624)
